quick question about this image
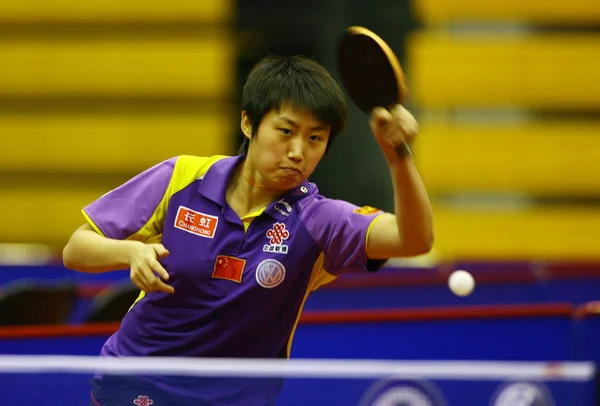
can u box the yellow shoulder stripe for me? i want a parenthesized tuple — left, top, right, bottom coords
(125, 155, 228, 241)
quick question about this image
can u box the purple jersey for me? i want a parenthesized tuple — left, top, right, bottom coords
(83, 155, 386, 404)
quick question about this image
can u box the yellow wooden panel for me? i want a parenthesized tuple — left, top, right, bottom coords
(414, 121, 600, 196)
(0, 188, 117, 246)
(412, 0, 600, 24)
(0, 110, 236, 173)
(407, 34, 600, 109)
(1, 191, 598, 260)
(431, 205, 600, 260)
(0, 0, 233, 23)
(0, 36, 235, 97)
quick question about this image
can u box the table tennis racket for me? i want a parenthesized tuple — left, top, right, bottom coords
(336, 26, 412, 157)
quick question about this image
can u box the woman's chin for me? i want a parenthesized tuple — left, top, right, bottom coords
(273, 177, 302, 191)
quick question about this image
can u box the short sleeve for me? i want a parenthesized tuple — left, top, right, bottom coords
(300, 198, 386, 275)
(82, 157, 177, 241)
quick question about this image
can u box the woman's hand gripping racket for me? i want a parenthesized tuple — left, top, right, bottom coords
(337, 26, 417, 159)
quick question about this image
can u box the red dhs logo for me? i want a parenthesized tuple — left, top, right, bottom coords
(174, 206, 218, 238)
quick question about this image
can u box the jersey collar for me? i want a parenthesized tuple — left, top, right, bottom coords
(263, 179, 315, 221)
(197, 155, 242, 206)
(197, 154, 316, 214)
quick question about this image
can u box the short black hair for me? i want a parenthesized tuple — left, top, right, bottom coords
(238, 55, 348, 154)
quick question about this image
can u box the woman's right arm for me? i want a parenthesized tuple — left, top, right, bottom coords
(63, 223, 142, 273)
(63, 223, 174, 294)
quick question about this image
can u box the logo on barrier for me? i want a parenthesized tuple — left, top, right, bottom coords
(359, 378, 447, 406)
(490, 382, 555, 406)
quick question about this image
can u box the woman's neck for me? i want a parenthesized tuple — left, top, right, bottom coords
(226, 160, 283, 217)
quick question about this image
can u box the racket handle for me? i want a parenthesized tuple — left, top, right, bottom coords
(395, 142, 413, 158)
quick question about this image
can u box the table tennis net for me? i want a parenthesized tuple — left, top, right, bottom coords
(0, 355, 594, 405)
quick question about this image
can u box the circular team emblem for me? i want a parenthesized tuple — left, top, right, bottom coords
(256, 259, 286, 289)
(490, 382, 555, 406)
(359, 379, 447, 406)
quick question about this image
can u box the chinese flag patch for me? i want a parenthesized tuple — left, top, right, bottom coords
(213, 255, 246, 283)
(353, 205, 381, 215)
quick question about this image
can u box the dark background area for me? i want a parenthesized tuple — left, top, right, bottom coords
(235, 0, 418, 211)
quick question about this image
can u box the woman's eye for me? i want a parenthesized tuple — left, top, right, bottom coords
(310, 135, 323, 142)
(279, 128, 292, 136)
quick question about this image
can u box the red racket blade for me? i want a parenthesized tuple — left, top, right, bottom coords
(337, 26, 407, 113)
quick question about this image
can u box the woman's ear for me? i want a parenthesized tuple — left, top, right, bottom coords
(241, 111, 253, 139)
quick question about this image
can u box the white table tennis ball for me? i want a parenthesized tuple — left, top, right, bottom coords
(448, 270, 475, 296)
